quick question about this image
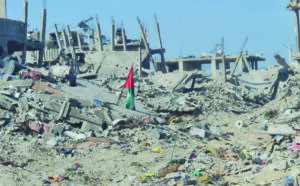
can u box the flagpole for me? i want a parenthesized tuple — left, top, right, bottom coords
(116, 88, 124, 105)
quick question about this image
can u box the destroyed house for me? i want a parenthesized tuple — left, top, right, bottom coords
(0, 0, 27, 58)
(156, 55, 265, 73)
(0, 0, 44, 65)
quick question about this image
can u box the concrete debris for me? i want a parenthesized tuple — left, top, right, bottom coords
(267, 125, 296, 136)
(189, 127, 207, 139)
(0, 0, 300, 185)
(64, 131, 87, 141)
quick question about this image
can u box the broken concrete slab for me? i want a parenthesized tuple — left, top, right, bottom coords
(56, 99, 70, 121)
(18, 97, 29, 112)
(37, 100, 104, 126)
(0, 79, 33, 89)
(109, 104, 152, 118)
(273, 159, 289, 171)
(267, 125, 296, 136)
(0, 95, 17, 111)
(64, 131, 87, 141)
(189, 127, 207, 138)
(81, 121, 102, 132)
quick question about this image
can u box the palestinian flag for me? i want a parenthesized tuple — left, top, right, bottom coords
(123, 66, 135, 110)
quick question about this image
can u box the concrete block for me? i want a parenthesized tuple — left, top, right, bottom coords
(81, 121, 101, 132)
(268, 125, 295, 136)
(189, 127, 207, 138)
(64, 131, 87, 141)
(273, 160, 289, 171)
(0, 95, 16, 111)
(18, 97, 29, 112)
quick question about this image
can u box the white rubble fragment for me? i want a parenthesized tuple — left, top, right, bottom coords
(64, 131, 87, 141)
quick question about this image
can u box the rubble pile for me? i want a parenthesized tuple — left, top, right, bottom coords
(1, 0, 300, 185)
(143, 81, 266, 115)
(0, 63, 298, 185)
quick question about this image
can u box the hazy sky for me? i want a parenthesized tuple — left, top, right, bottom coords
(6, 0, 295, 67)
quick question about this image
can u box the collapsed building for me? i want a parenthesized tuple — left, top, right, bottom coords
(0, 0, 45, 60)
(0, 0, 267, 84)
(0, 0, 27, 59)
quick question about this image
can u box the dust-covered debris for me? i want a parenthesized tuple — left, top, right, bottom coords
(0, 0, 300, 185)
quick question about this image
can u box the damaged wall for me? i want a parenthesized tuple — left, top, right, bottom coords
(0, 18, 26, 56)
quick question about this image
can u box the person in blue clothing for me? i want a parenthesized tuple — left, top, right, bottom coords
(64, 67, 77, 87)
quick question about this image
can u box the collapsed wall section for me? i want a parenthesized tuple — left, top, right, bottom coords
(0, 18, 27, 57)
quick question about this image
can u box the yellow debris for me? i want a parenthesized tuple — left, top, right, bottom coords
(239, 149, 252, 160)
(197, 174, 210, 183)
(136, 173, 155, 179)
(152, 147, 163, 153)
(169, 116, 182, 124)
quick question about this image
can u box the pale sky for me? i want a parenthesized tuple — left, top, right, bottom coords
(6, 0, 296, 68)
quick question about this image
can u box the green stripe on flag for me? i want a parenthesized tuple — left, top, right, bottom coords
(125, 88, 135, 109)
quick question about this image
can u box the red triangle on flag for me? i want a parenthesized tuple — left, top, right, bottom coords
(123, 66, 133, 90)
